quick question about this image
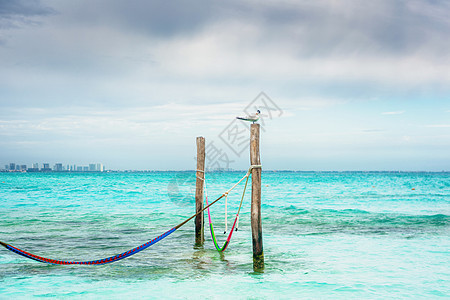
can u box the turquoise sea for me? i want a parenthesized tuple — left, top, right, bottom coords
(0, 171, 449, 299)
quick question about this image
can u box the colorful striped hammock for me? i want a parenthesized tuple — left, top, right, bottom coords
(205, 173, 250, 252)
(0, 193, 226, 265)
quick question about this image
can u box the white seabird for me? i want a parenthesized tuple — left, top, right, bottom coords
(236, 110, 260, 123)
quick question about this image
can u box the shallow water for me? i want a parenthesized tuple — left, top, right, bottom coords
(0, 171, 449, 298)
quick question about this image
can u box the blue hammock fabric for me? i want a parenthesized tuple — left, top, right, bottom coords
(0, 227, 176, 265)
(0, 168, 241, 265)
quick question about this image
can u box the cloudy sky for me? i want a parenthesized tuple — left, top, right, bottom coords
(1, 0, 449, 171)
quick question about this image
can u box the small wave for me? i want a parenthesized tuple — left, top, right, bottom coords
(262, 206, 449, 237)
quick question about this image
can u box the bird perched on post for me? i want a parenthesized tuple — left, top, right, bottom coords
(236, 110, 260, 123)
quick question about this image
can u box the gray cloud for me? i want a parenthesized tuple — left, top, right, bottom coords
(0, 0, 448, 110)
(0, 0, 55, 27)
(0, 0, 55, 45)
(2, 0, 449, 56)
(0, 0, 54, 17)
(51, 0, 219, 38)
(250, 1, 450, 58)
(86, 0, 449, 57)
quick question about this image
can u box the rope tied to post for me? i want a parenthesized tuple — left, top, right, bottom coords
(204, 165, 262, 252)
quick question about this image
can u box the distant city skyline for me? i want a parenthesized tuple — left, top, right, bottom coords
(3, 162, 105, 172)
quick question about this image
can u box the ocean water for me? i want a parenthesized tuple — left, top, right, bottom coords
(0, 171, 449, 299)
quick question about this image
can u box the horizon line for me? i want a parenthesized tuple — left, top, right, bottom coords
(1, 169, 448, 173)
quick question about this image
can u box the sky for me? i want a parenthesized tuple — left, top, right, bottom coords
(0, 0, 449, 171)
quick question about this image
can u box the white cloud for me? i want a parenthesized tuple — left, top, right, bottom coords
(382, 111, 405, 115)
(425, 124, 450, 128)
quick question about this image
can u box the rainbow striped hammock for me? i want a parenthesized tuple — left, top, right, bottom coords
(204, 174, 250, 252)
(0, 192, 227, 265)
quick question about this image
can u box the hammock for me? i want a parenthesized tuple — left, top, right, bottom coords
(0, 187, 226, 265)
(0, 165, 260, 265)
(204, 173, 249, 252)
(0, 229, 176, 265)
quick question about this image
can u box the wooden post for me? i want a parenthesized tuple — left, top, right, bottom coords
(250, 124, 264, 271)
(195, 136, 205, 246)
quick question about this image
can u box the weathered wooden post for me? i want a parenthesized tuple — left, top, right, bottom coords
(250, 124, 264, 270)
(195, 136, 205, 246)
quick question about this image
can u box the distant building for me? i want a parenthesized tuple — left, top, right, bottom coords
(89, 164, 96, 171)
(77, 166, 83, 171)
(54, 163, 63, 172)
(42, 163, 51, 171)
(9, 163, 15, 171)
(20, 165, 27, 171)
(4, 165, 8, 170)
(28, 164, 39, 172)
(83, 166, 89, 172)
(96, 163, 104, 172)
